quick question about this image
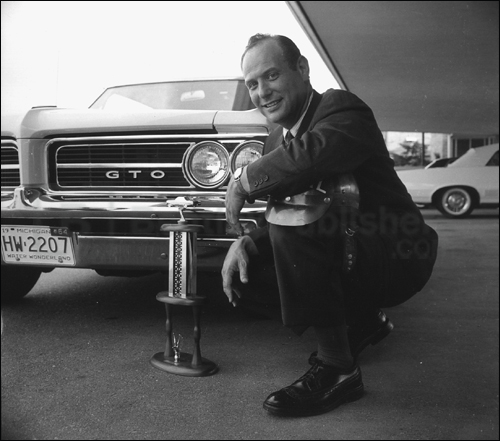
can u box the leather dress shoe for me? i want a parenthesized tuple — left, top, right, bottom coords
(308, 309, 394, 365)
(263, 360, 364, 417)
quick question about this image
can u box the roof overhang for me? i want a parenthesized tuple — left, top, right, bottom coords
(287, 1, 499, 137)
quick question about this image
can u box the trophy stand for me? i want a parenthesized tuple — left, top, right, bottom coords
(150, 199, 218, 377)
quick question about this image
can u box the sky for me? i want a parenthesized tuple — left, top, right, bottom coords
(1, 1, 339, 115)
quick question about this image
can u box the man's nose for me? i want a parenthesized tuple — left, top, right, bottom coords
(257, 82, 272, 99)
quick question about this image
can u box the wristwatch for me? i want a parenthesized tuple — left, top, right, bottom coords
(233, 167, 243, 182)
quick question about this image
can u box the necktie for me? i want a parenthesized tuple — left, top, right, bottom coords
(285, 131, 294, 146)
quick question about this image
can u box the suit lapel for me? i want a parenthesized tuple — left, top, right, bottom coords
(264, 126, 285, 154)
(296, 90, 322, 138)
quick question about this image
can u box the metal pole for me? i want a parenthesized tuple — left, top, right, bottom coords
(421, 132, 426, 166)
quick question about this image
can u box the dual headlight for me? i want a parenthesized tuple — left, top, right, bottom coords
(183, 140, 263, 189)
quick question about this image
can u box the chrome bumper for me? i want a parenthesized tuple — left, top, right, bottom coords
(1, 188, 266, 271)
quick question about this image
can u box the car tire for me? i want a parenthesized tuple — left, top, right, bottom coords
(1, 266, 42, 303)
(436, 187, 475, 219)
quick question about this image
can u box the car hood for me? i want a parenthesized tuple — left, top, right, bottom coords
(2, 107, 222, 139)
(2, 107, 271, 139)
(213, 108, 273, 133)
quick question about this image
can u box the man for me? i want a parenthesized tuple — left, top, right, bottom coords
(222, 34, 437, 417)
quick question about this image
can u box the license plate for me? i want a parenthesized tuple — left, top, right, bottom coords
(1, 225, 75, 266)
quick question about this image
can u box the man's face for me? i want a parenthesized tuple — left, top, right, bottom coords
(242, 39, 310, 129)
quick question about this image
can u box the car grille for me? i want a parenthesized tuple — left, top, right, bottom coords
(55, 142, 191, 188)
(51, 137, 199, 190)
(1, 140, 20, 188)
(49, 136, 247, 191)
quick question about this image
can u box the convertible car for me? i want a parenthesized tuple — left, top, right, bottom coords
(397, 144, 499, 218)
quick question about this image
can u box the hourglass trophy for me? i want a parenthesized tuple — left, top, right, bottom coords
(150, 197, 218, 376)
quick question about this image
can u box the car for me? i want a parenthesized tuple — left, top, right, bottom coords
(425, 157, 457, 169)
(1, 78, 271, 302)
(397, 144, 499, 218)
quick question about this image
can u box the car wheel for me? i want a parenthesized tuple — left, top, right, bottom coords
(1, 266, 42, 303)
(436, 187, 475, 219)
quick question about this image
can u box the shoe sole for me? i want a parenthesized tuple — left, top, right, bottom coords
(263, 382, 364, 417)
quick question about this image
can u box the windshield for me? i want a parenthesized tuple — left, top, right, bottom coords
(89, 80, 254, 111)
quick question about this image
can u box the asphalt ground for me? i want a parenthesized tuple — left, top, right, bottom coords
(1, 209, 498, 440)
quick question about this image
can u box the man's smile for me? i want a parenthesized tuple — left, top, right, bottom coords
(262, 99, 283, 109)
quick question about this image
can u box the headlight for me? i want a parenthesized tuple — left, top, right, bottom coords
(183, 141, 230, 189)
(230, 141, 264, 173)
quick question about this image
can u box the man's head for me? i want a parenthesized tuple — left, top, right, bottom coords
(241, 34, 312, 129)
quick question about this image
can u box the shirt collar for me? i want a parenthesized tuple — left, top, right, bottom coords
(283, 91, 314, 139)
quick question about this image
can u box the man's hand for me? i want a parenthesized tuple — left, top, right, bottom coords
(225, 173, 249, 237)
(222, 236, 258, 306)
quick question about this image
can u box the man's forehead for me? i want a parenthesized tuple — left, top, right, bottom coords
(242, 40, 286, 76)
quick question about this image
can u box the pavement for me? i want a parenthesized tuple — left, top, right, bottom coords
(1, 209, 498, 440)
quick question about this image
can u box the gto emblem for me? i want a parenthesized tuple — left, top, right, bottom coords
(106, 170, 166, 179)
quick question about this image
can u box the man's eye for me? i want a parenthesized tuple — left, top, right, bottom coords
(247, 83, 257, 91)
(268, 72, 279, 80)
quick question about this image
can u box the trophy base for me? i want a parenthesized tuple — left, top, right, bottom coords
(150, 351, 219, 377)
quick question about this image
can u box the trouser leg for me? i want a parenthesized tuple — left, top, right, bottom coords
(229, 237, 281, 319)
(341, 230, 387, 327)
(234, 220, 390, 332)
(268, 222, 346, 335)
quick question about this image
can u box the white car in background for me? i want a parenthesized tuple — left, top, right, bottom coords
(397, 144, 499, 218)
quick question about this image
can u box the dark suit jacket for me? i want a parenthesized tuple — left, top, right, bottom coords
(248, 89, 422, 240)
(246, 88, 437, 308)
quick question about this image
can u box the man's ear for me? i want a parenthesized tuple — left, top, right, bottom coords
(297, 55, 310, 81)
